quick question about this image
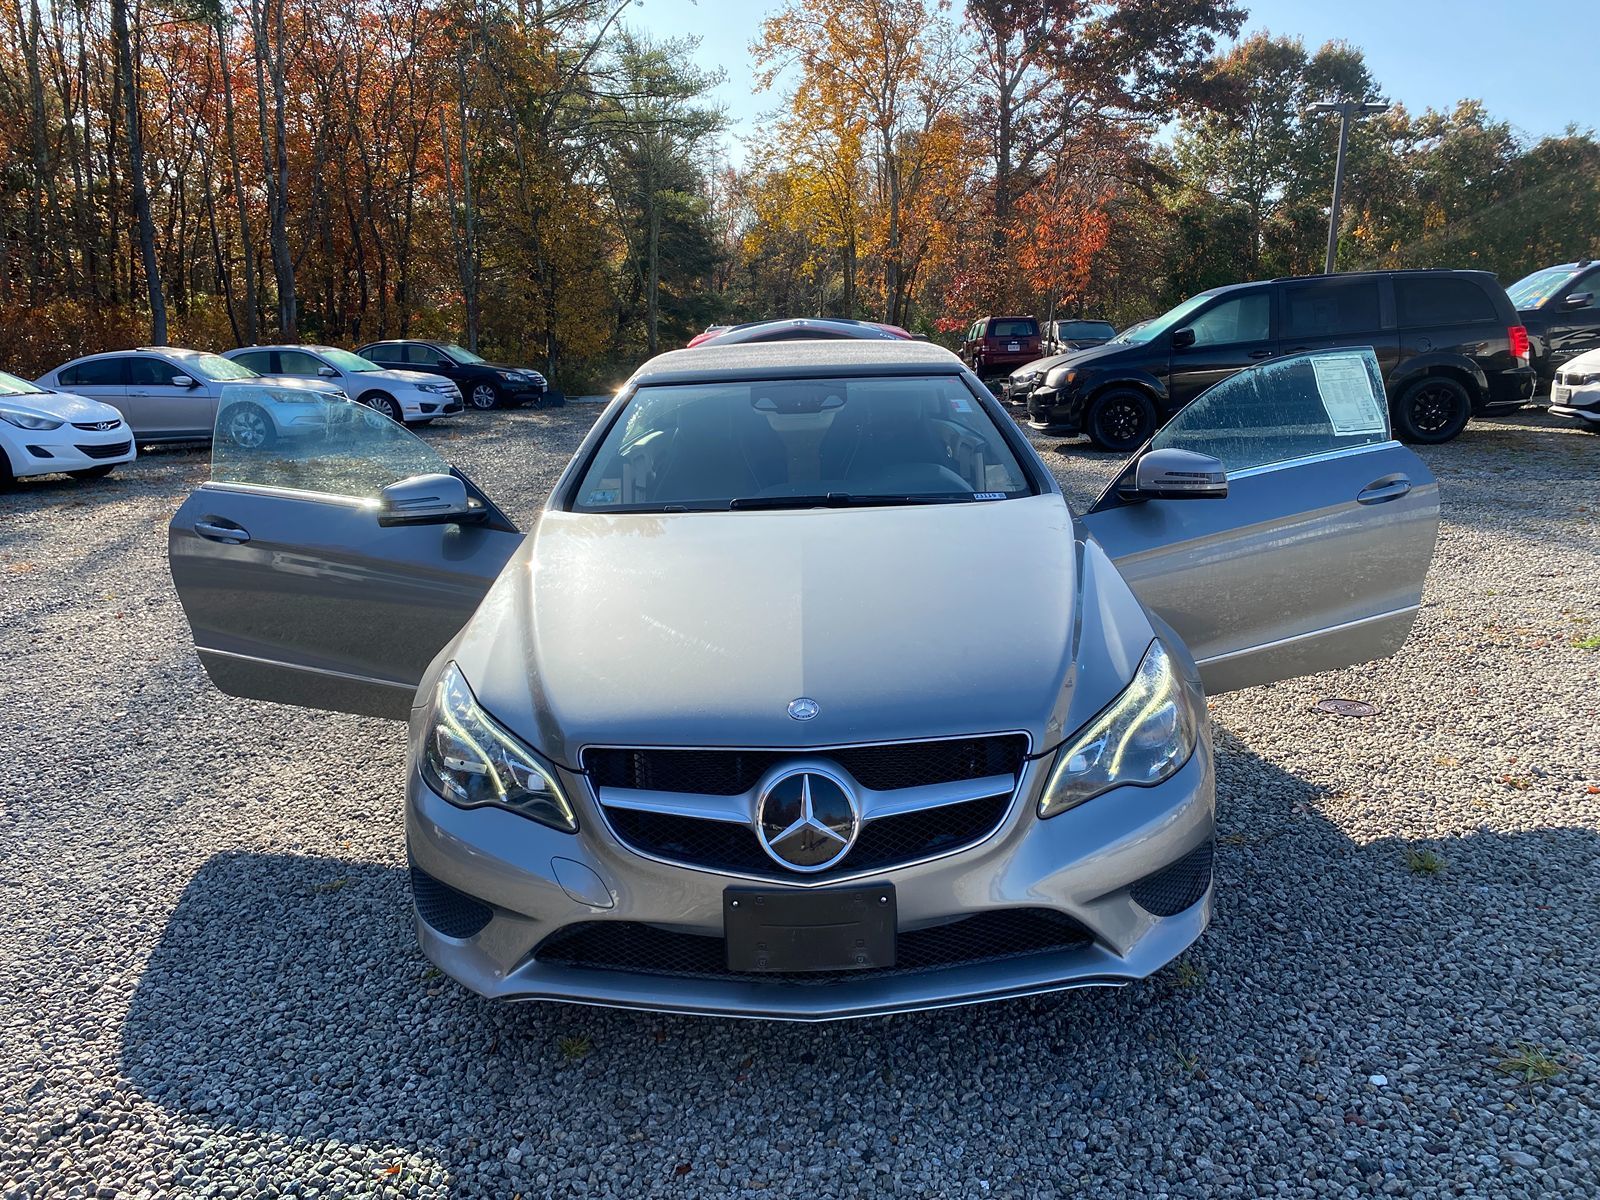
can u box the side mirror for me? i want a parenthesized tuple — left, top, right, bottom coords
(436, 358, 453, 369)
(1171, 328, 1196, 350)
(1123, 447, 1228, 501)
(172, 374, 197, 388)
(317, 365, 338, 377)
(377, 472, 483, 526)
(1565, 291, 1593, 308)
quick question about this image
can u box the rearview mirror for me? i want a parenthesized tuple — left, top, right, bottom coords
(1125, 447, 1227, 501)
(1566, 291, 1594, 308)
(377, 472, 483, 526)
(1171, 328, 1196, 350)
(172, 374, 197, 388)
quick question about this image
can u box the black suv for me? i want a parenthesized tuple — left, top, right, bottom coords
(1026, 270, 1535, 450)
(355, 340, 551, 410)
(1506, 261, 1600, 392)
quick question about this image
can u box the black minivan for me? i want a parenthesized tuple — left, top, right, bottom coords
(1025, 270, 1535, 450)
(1506, 261, 1600, 391)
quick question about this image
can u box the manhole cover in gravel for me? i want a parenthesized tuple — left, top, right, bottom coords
(1315, 698, 1378, 717)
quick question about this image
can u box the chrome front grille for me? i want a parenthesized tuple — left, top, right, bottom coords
(585, 735, 1029, 881)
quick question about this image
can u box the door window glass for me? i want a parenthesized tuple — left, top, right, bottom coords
(1282, 280, 1382, 337)
(61, 358, 125, 387)
(1185, 293, 1272, 346)
(403, 343, 445, 366)
(1151, 348, 1390, 474)
(276, 350, 326, 376)
(211, 385, 447, 499)
(128, 357, 177, 386)
(230, 351, 272, 373)
(1395, 276, 1497, 326)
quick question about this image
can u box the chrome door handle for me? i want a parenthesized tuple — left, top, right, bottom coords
(1357, 476, 1411, 505)
(194, 519, 250, 544)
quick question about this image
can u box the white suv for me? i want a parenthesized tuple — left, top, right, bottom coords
(37, 347, 347, 443)
(223, 345, 463, 425)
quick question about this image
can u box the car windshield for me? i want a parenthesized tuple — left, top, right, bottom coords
(443, 343, 486, 364)
(0, 370, 45, 396)
(1055, 321, 1114, 340)
(1112, 292, 1219, 344)
(320, 347, 382, 373)
(571, 375, 1035, 513)
(188, 353, 259, 381)
(1506, 266, 1583, 309)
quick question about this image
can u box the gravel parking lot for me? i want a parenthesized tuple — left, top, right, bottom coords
(2, 403, 1597, 1199)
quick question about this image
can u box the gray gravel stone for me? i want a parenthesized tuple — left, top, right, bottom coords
(1, 404, 1597, 1197)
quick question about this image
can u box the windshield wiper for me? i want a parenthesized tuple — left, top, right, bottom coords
(727, 492, 968, 510)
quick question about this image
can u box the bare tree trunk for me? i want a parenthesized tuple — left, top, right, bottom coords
(252, 0, 296, 337)
(216, 16, 258, 343)
(110, 0, 166, 342)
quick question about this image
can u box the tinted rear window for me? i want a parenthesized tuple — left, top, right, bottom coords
(60, 358, 124, 386)
(988, 320, 1037, 339)
(1396, 277, 1498, 327)
(1056, 321, 1115, 340)
(1283, 279, 1382, 337)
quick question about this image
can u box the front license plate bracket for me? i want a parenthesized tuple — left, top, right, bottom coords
(724, 885, 896, 973)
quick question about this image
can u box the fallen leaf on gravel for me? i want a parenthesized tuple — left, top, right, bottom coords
(675, 1163, 693, 1176)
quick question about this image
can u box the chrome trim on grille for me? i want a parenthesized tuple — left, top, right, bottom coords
(583, 733, 1032, 886)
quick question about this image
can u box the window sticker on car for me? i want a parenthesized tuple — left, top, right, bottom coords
(1310, 353, 1387, 435)
(586, 487, 620, 505)
(973, 492, 1005, 500)
(949, 397, 971, 412)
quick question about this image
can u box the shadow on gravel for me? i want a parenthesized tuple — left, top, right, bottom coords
(119, 743, 1600, 1194)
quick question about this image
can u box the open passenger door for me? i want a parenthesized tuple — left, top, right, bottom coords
(1081, 349, 1440, 694)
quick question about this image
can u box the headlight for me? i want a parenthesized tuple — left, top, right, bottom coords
(421, 663, 577, 832)
(498, 370, 527, 382)
(1038, 640, 1198, 818)
(0, 408, 65, 430)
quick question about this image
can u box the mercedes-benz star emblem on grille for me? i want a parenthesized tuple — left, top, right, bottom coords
(786, 697, 820, 721)
(756, 769, 859, 872)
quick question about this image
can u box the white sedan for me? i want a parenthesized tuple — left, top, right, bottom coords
(1547, 347, 1600, 431)
(0, 370, 134, 486)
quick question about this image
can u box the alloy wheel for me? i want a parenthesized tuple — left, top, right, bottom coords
(1410, 384, 1459, 436)
(226, 407, 269, 448)
(471, 384, 498, 410)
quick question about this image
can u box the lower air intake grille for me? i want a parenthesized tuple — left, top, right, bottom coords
(76, 440, 132, 459)
(409, 864, 493, 939)
(535, 908, 1092, 984)
(1129, 842, 1214, 917)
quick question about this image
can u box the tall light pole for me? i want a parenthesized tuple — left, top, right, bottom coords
(1309, 100, 1391, 274)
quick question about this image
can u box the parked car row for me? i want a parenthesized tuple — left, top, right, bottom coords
(1, 338, 557, 486)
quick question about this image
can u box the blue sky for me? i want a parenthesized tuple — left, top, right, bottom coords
(630, 0, 1596, 164)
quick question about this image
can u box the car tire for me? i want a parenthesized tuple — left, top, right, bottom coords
(0, 449, 15, 490)
(1086, 388, 1157, 453)
(366, 393, 404, 424)
(1394, 376, 1472, 444)
(219, 403, 277, 450)
(469, 382, 501, 410)
(69, 465, 116, 481)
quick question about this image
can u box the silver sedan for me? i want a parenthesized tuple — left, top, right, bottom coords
(168, 339, 1438, 1020)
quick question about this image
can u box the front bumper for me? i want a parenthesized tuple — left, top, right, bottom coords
(5, 423, 136, 478)
(405, 738, 1216, 1020)
(406, 392, 464, 419)
(1548, 383, 1600, 427)
(1025, 387, 1084, 435)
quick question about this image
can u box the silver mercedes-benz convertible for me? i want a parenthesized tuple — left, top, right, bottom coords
(170, 340, 1438, 1020)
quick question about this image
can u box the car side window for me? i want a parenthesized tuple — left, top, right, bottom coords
(1283, 279, 1382, 337)
(277, 350, 324, 376)
(1151, 348, 1390, 474)
(403, 344, 442, 366)
(231, 351, 272, 373)
(1186, 293, 1272, 347)
(128, 357, 175, 386)
(1395, 277, 1497, 326)
(211, 385, 448, 500)
(66, 358, 128, 387)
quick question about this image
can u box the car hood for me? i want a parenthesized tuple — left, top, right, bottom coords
(362, 368, 453, 388)
(1558, 347, 1600, 373)
(1012, 342, 1128, 379)
(0, 388, 123, 423)
(455, 495, 1081, 763)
